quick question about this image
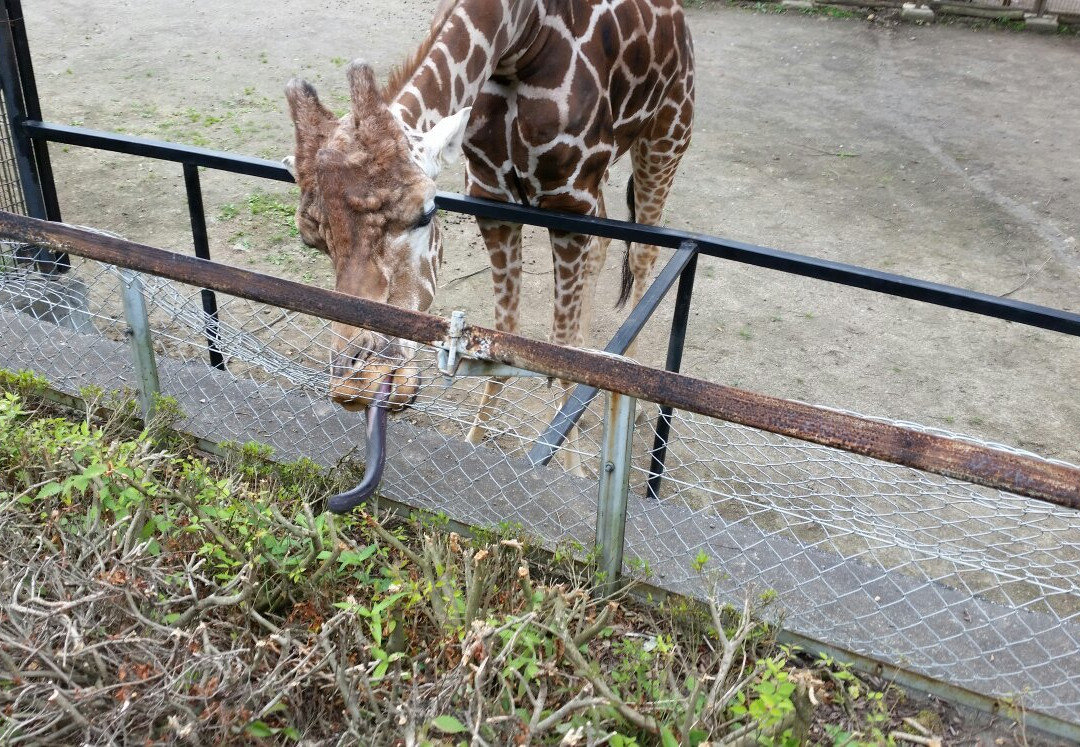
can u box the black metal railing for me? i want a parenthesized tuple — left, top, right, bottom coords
(13, 119, 1080, 338)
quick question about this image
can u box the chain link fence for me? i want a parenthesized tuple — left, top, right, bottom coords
(929, 0, 1080, 16)
(0, 90, 26, 217)
(1, 244, 1078, 729)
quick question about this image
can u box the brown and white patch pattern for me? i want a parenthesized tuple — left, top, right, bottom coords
(287, 0, 694, 467)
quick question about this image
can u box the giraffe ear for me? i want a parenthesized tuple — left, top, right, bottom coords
(282, 155, 297, 180)
(285, 79, 337, 181)
(418, 107, 471, 177)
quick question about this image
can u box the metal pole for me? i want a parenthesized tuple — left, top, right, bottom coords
(0, 0, 67, 273)
(0, 2, 44, 219)
(118, 269, 161, 422)
(4, 0, 59, 219)
(528, 241, 699, 467)
(647, 252, 699, 499)
(595, 389, 636, 595)
(182, 163, 225, 370)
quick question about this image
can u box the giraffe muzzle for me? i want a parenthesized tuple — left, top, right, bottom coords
(328, 331, 422, 411)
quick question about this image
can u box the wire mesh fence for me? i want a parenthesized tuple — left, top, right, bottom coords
(935, 0, 1080, 14)
(1045, 0, 1080, 15)
(1, 240, 1079, 727)
(0, 90, 26, 217)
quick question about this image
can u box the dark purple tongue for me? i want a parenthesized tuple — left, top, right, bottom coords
(327, 377, 392, 514)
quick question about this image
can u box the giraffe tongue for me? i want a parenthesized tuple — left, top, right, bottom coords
(327, 377, 392, 514)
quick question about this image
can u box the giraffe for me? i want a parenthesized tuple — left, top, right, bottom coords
(285, 0, 694, 469)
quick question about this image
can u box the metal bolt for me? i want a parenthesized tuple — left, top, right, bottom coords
(604, 462, 615, 473)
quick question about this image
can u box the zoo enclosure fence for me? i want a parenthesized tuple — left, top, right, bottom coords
(4, 211, 1080, 741)
(770, 0, 1080, 22)
(3, 0, 1080, 740)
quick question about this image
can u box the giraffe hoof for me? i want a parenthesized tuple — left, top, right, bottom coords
(465, 426, 487, 446)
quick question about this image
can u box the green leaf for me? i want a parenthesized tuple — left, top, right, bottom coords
(36, 482, 63, 499)
(660, 726, 679, 747)
(83, 462, 108, 479)
(430, 715, 467, 734)
(370, 610, 382, 647)
(339, 544, 377, 567)
(245, 720, 275, 738)
(689, 729, 709, 746)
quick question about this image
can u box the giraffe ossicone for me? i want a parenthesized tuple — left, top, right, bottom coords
(286, 0, 694, 470)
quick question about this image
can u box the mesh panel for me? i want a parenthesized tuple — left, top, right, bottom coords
(0, 90, 28, 216)
(1, 245, 1078, 725)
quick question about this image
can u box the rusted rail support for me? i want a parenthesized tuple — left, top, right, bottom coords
(2, 210, 1078, 512)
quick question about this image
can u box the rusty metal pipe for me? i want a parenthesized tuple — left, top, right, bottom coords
(1, 211, 1077, 511)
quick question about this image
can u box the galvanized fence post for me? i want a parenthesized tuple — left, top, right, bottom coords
(595, 389, 636, 595)
(118, 269, 160, 421)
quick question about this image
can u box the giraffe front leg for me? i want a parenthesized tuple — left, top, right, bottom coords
(577, 192, 610, 349)
(623, 129, 692, 360)
(549, 229, 594, 478)
(466, 219, 522, 446)
(466, 377, 507, 445)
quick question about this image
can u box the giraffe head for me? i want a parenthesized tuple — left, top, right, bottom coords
(285, 61, 470, 411)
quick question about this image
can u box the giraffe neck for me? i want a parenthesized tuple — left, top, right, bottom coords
(389, 0, 541, 131)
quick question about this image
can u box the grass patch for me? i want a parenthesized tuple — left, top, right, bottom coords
(0, 373, 927, 745)
(216, 188, 302, 248)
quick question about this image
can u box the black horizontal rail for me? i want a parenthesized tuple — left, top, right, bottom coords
(22, 119, 1080, 338)
(22, 120, 291, 182)
(437, 192, 1080, 338)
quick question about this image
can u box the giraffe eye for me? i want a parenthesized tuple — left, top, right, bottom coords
(415, 205, 437, 229)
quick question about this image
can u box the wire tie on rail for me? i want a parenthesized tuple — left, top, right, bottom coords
(438, 309, 467, 380)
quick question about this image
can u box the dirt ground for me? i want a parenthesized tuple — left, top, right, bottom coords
(22, 0, 1080, 466)
(16, 1, 1080, 742)
(22, 0, 1080, 467)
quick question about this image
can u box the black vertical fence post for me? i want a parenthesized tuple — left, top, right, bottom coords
(646, 252, 698, 500)
(182, 163, 225, 370)
(0, 0, 67, 272)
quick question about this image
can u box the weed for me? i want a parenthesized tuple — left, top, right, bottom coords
(0, 372, 933, 744)
(217, 203, 240, 221)
(248, 189, 300, 238)
(750, 1, 787, 14)
(0, 368, 50, 400)
(816, 653, 897, 745)
(803, 4, 858, 19)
